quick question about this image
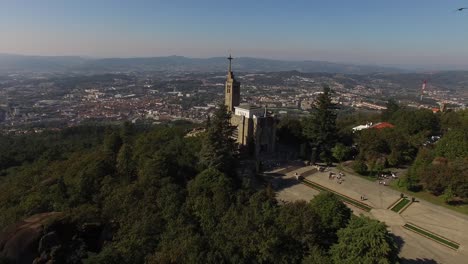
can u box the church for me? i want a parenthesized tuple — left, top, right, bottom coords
(224, 55, 277, 156)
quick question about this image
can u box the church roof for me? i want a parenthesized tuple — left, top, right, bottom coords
(370, 122, 395, 129)
(235, 104, 261, 110)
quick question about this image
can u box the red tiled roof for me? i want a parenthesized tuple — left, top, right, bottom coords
(371, 122, 395, 129)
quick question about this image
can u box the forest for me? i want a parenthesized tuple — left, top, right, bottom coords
(278, 95, 468, 204)
(0, 87, 466, 263)
(351, 103, 467, 203)
(0, 103, 400, 264)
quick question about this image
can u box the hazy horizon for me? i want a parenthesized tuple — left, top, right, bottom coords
(1, 0, 468, 70)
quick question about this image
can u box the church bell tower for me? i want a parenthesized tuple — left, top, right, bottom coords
(225, 54, 240, 112)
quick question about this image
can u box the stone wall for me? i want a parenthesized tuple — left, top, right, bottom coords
(231, 115, 276, 156)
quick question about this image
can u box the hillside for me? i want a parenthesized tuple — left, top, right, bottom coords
(0, 111, 400, 263)
(0, 54, 404, 74)
(0, 54, 86, 73)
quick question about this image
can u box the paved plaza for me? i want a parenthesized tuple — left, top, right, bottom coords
(267, 164, 468, 264)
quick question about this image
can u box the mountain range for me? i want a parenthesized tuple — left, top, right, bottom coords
(0, 54, 407, 74)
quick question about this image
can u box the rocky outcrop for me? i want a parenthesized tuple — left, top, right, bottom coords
(0, 212, 113, 264)
(0, 212, 62, 264)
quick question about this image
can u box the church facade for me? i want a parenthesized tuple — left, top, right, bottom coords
(224, 55, 276, 156)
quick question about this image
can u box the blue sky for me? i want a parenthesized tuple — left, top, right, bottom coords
(0, 0, 467, 68)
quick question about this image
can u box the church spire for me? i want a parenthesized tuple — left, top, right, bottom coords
(227, 54, 233, 74)
(225, 53, 240, 112)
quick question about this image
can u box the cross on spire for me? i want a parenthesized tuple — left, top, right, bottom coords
(227, 53, 233, 73)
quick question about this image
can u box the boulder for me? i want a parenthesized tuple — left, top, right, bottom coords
(432, 156, 448, 166)
(38, 232, 59, 254)
(0, 212, 62, 264)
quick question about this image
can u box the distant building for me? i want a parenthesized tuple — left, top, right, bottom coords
(352, 122, 394, 132)
(354, 101, 387, 110)
(224, 55, 276, 156)
(352, 123, 372, 132)
(370, 122, 394, 130)
(300, 99, 313, 110)
(185, 127, 206, 138)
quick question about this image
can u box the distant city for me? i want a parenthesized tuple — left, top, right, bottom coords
(0, 55, 467, 134)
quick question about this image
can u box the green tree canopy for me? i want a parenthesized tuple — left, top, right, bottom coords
(434, 129, 468, 160)
(277, 117, 304, 145)
(116, 143, 136, 182)
(215, 190, 284, 263)
(332, 143, 352, 163)
(381, 99, 400, 121)
(187, 168, 235, 232)
(331, 216, 399, 264)
(276, 201, 321, 260)
(302, 85, 338, 164)
(0, 123, 403, 264)
(391, 108, 439, 136)
(309, 192, 351, 247)
(199, 104, 237, 174)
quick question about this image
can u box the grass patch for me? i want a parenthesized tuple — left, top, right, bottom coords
(301, 179, 372, 212)
(387, 198, 402, 209)
(391, 198, 410, 213)
(404, 223, 460, 250)
(390, 180, 468, 216)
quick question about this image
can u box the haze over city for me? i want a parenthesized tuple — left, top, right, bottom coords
(1, 0, 468, 70)
(1, 1, 468, 264)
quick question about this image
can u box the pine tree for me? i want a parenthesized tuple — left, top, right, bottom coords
(382, 99, 400, 121)
(116, 143, 136, 182)
(103, 131, 123, 160)
(303, 85, 338, 164)
(199, 104, 237, 174)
